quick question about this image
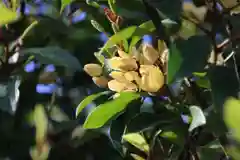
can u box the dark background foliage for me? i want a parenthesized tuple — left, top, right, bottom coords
(1, 0, 240, 160)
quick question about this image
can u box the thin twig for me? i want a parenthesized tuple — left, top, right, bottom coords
(211, 0, 219, 64)
(223, 51, 235, 63)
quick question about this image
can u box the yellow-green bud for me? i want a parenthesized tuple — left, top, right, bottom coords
(92, 76, 108, 88)
(138, 65, 164, 93)
(142, 44, 159, 65)
(84, 63, 102, 77)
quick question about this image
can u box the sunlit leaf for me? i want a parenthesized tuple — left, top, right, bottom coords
(75, 91, 111, 117)
(122, 133, 149, 153)
(83, 92, 140, 129)
(100, 26, 137, 53)
(129, 20, 155, 50)
(60, 0, 73, 13)
(223, 97, 240, 142)
(0, 2, 19, 26)
(189, 105, 206, 132)
(130, 154, 145, 160)
(33, 104, 48, 143)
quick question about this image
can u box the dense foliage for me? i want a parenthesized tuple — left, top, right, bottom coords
(1, 0, 240, 160)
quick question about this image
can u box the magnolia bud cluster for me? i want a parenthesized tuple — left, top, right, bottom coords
(84, 43, 167, 93)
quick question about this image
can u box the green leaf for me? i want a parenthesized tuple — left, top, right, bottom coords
(108, 0, 117, 13)
(33, 104, 48, 143)
(208, 66, 239, 109)
(146, 0, 182, 20)
(127, 112, 172, 133)
(122, 133, 149, 153)
(0, 2, 19, 26)
(167, 35, 211, 83)
(109, 114, 125, 155)
(178, 19, 197, 39)
(223, 97, 240, 142)
(60, 0, 73, 13)
(130, 154, 145, 160)
(100, 26, 137, 53)
(129, 20, 156, 50)
(167, 42, 183, 83)
(83, 92, 140, 129)
(75, 91, 111, 117)
(196, 77, 210, 89)
(20, 46, 82, 71)
(188, 105, 206, 132)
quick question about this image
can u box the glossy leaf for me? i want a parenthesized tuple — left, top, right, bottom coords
(100, 26, 137, 53)
(189, 105, 206, 132)
(60, 0, 73, 13)
(167, 35, 211, 83)
(0, 2, 19, 26)
(129, 20, 155, 50)
(122, 133, 149, 153)
(20, 46, 82, 71)
(83, 92, 140, 129)
(131, 154, 145, 160)
(75, 91, 111, 117)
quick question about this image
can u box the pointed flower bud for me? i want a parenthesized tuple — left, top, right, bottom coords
(108, 80, 126, 92)
(124, 71, 140, 82)
(108, 80, 138, 92)
(108, 57, 138, 71)
(92, 76, 108, 88)
(110, 71, 127, 82)
(84, 63, 102, 77)
(138, 65, 164, 93)
(142, 44, 159, 65)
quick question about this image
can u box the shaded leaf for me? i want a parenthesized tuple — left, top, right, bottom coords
(76, 91, 111, 117)
(83, 92, 140, 129)
(208, 66, 239, 109)
(109, 114, 125, 155)
(127, 112, 166, 133)
(20, 46, 82, 71)
(168, 35, 211, 83)
(145, 0, 182, 20)
(189, 105, 206, 132)
(122, 133, 149, 153)
(159, 122, 187, 146)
